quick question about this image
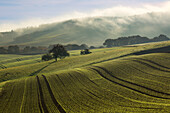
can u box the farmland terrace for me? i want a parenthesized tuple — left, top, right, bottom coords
(0, 41, 170, 113)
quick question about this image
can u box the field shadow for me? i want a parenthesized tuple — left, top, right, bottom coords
(132, 45, 170, 55)
(29, 61, 56, 76)
(84, 45, 170, 66)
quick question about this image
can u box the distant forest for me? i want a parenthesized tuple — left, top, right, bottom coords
(0, 44, 89, 55)
(103, 34, 170, 47)
(0, 45, 48, 55)
(0, 34, 169, 54)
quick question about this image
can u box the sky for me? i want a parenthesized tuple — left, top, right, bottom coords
(0, 0, 170, 32)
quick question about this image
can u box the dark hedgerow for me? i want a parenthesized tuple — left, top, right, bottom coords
(80, 49, 92, 55)
(42, 54, 53, 61)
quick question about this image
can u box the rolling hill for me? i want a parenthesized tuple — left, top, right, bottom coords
(0, 12, 170, 46)
(0, 41, 170, 112)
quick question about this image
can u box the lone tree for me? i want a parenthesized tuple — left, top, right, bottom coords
(49, 44, 69, 61)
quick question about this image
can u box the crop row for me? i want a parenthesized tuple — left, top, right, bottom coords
(0, 64, 6, 69)
(92, 66, 170, 99)
(1, 69, 169, 112)
(0, 53, 170, 112)
(90, 56, 170, 99)
(0, 55, 41, 65)
(0, 79, 25, 113)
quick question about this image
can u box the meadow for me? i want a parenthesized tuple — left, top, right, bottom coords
(0, 41, 170, 113)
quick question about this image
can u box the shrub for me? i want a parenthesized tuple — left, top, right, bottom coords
(42, 54, 53, 61)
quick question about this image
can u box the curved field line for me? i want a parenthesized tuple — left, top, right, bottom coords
(55, 74, 91, 112)
(83, 53, 131, 66)
(132, 60, 170, 72)
(85, 68, 170, 107)
(56, 74, 65, 87)
(36, 76, 49, 113)
(91, 67, 170, 99)
(52, 75, 74, 112)
(133, 58, 170, 69)
(119, 105, 163, 110)
(79, 88, 113, 109)
(37, 82, 43, 113)
(29, 61, 56, 76)
(54, 75, 95, 112)
(68, 73, 114, 108)
(52, 75, 96, 112)
(128, 73, 169, 88)
(69, 71, 120, 106)
(72, 70, 167, 109)
(67, 73, 106, 110)
(88, 77, 170, 106)
(2, 84, 15, 112)
(94, 66, 170, 96)
(62, 72, 107, 111)
(41, 75, 66, 113)
(53, 76, 73, 112)
(109, 65, 170, 93)
(0, 64, 7, 69)
(74, 69, 99, 87)
(83, 89, 101, 99)
(74, 69, 170, 105)
(86, 68, 170, 106)
(128, 64, 170, 79)
(126, 65, 170, 87)
(56, 75, 96, 112)
(19, 79, 27, 113)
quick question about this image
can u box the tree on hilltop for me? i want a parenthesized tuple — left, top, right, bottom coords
(49, 44, 69, 61)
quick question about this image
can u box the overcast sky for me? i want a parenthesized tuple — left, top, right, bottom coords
(0, 0, 170, 32)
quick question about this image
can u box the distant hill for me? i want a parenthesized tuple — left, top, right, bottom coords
(0, 12, 170, 46)
(0, 31, 18, 44)
(103, 34, 170, 47)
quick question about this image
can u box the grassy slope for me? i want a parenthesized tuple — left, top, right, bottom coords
(0, 41, 170, 112)
(1, 41, 170, 82)
(8, 20, 107, 46)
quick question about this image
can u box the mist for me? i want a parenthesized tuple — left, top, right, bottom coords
(1, 1, 170, 32)
(74, 11, 170, 39)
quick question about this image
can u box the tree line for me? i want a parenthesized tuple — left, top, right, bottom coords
(49, 44, 88, 50)
(103, 34, 170, 47)
(0, 44, 89, 54)
(0, 45, 47, 54)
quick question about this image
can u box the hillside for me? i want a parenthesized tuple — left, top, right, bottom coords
(0, 41, 170, 112)
(0, 12, 170, 46)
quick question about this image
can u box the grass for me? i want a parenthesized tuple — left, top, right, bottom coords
(0, 54, 41, 69)
(0, 41, 170, 112)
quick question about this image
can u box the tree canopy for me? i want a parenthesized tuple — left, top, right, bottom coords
(49, 44, 69, 61)
(103, 34, 169, 47)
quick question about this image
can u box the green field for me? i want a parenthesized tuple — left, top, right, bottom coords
(0, 41, 170, 113)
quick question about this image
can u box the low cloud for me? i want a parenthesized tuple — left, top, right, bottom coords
(0, 1, 170, 32)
